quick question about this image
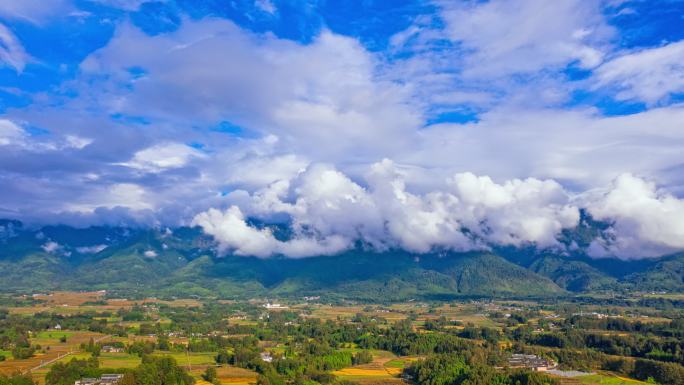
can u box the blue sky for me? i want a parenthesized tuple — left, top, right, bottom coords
(2, 0, 684, 259)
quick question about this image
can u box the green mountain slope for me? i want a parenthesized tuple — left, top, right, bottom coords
(529, 255, 616, 291)
(624, 253, 684, 291)
(0, 221, 682, 299)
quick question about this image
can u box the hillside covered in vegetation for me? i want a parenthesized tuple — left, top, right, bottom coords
(1, 220, 683, 300)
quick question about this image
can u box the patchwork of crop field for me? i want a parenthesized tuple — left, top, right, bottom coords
(0, 330, 105, 375)
(572, 373, 651, 385)
(333, 351, 414, 380)
(1, 291, 679, 385)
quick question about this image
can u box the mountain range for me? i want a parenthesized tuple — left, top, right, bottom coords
(1, 218, 683, 301)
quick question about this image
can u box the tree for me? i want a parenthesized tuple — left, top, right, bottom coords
(215, 350, 233, 365)
(352, 351, 373, 365)
(46, 358, 100, 385)
(124, 355, 195, 385)
(0, 373, 36, 385)
(202, 367, 217, 382)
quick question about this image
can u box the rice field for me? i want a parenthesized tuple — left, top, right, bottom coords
(10, 292, 202, 316)
(334, 350, 404, 380)
(158, 351, 217, 368)
(0, 330, 105, 376)
(574, 373, 650, 385)
(188, 365, 258, 385)
(98, 353, 141, 369)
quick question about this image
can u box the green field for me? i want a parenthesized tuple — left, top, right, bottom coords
(157, 351, 217, 366)
(577, 374, 650, 385)
(35, 331, 74, 340)
(99, 353, 142, 369)
(384, 359, 408, 368)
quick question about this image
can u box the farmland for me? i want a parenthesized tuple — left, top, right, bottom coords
(0, 292, 683, 385)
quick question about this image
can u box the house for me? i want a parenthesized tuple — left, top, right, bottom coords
(75, 378, 99, 385)
(53, 324, 62, 330)
(507, 354, 556, 371)
(75, 374, 123, 385)
(260, 352, 273, 363)
(101, 345, 124, 353)
(263, 303, 288, 309)
(99, 374, 124, 384)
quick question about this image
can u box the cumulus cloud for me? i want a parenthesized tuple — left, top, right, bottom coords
(191, 206, 349, 258)
(585, 173, 684, 259)
(78, 18, 420, 162)
(41, 241, 61, 253)
(594, 41, 684, 104)
(194, 164, 684, 260)
(194, 161, 581, 257)
(120, 142, 205, 172)
(143, 249, 158, 258)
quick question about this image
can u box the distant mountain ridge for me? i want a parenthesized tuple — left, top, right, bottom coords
(0, 219, 683, 300)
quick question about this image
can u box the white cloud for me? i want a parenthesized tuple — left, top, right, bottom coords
(448, 172, 579, 247)
(76, 244, 108, 254)
(438, 0, 612, 77)
(198, 161, 580, 257)
(78, 19, 421, 163)
(0, 119, 93, 150)
(121, 142, 204, 172)
(0, 0, 72, 23)
(0, 119, 26, 145)
(416, 105, 684, 189)
(65, 183, 153, 213)
(585, 173, 684, 259)
(191, 206, 349, 258)
(0, 23, 28, 72)
(594, 40, 684, 104)
(255, 0, 276, 14)
(143, 249, 158, 257)
(64, 135, 93, 150)
(89, 0, 149, 11)
(41, 241, 61, 254)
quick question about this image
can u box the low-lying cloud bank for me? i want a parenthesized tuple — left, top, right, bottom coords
(191, 160, 684, 260)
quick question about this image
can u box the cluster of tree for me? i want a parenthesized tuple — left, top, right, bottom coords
(511, 323, 684, 365)
(46, 357, 103, 385)
(565, 316, 684, 339)
(404, 354, 560, 385)
(0, 374, 35, 385)
(119, 355, 194, 385)
(0, 317, 34, 359)
(0, 310, 127, 339)
(423, 316, 463, 331)
(45, 356, 194, 385)
(351, 351, 373, 365)
(517, 344, 684, 385)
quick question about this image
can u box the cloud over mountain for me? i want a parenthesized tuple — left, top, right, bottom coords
(192, 161, 684, 260)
